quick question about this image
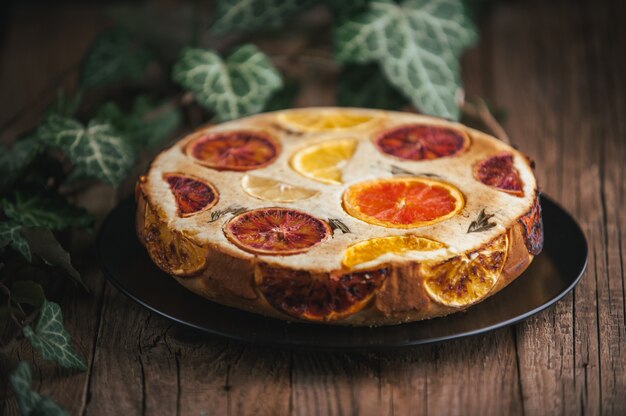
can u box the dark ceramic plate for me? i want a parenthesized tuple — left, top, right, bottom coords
(97, 195, 587, 351)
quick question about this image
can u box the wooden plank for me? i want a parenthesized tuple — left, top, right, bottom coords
(490, 1, 626, 415)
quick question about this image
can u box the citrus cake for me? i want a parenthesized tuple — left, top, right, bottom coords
(135, 107, 543, 326)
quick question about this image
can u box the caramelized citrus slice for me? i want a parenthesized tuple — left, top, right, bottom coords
(257, 265, 388, 321)
(423, 234, 508, 307)
(141, 201, 206, 276)
(164, 174, 218, 217)
(241, 175, 318, 202)
(518, 196, 543, 255)
(343, 177, 464, 228)
(290, 138, 357, 184)
(374, 124, 469, 161)
(473, 153, 524, 196)
(224, 208, 331, 255)
(186, 131, 280, 171)
(343, 235, 445, 268)
(278, 109, 378, 132)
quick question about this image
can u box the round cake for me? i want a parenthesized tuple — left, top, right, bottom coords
(135, 108, 543, 326)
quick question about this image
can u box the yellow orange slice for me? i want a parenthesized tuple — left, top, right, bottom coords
(422, 234, 508, 307)
(241, 175, 319, 202)
(343, 177, 464, 228)
(290, 139, 357, 184)
(278, 109, 378, 132)
(343, 235, 446, 268)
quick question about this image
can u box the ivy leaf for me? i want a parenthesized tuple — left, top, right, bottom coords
(45, 90, 83, 118)
(80, 27, 153, 88)
(2, 191, 94, 230)
(10, 362, 69, 416)
(264, 81, 300, 112)
(23, 301, 87, 370)
(38, 114, 136, 186)
(0, 220, 31, 261)
(95, 96, 182, 151)
(337, 64, 408, 110)
(21, 228, 84, 287)
(334, 0, 478, 120)
(173, 44, 283, 121)
(0, 135, 41, 191)
(210, 0, 318, 34)
(11, 280, 46, 308)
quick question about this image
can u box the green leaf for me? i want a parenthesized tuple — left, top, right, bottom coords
(23, 301, 87, 370)
(334, 0, 478, 120)
(337, 64, 408, 110)
(80, 27, 153, 88)
(38, 114, 136, 186)
(21, 228, 84, 287)
(45, 90, 83, 118)
(173, 44, 283, 121)
(95, 96, 182, 151)
(0, 135, 41, 191)
(0, 221, 31, 261)
(10, 362, 69, 416)
(211, 0, 318, 34)
(12, 280, 45, 308)
(264, 81, 300, 112)
(2, 191, 94, 230)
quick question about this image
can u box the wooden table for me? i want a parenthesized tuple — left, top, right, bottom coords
(1, 1, 625, 414)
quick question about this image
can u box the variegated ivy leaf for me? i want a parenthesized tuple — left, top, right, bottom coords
(173, 44, 283, 121)
(80, 27, 153, 88)
(334, 0, 477, 120)
(23, 301, 87, 370)
(95, 95, 182, 151)
(38, 115, 135, 186)
(2, 191, 94, 230)
(338, 64, 408, 110)
(211, 0, 318, 34)
(0, 135, 40, 191)
(10, 362, 69, 416)
(0, 220, 31, 261)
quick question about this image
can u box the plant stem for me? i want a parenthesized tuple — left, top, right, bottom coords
(462, 97, 510, 144)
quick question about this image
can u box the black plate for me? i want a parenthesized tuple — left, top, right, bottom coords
(97, 196, 587, 351)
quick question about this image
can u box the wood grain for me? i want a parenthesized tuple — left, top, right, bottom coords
(1, 0, 625, 415)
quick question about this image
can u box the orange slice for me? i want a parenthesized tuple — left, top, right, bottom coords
(422, 234, 508, 307)
(473, 152, 524, 196)
(241, 175, 319, 202)
(257, 264, 388, 321)
(140, 200, 206, 276)
(290, 138, 357, 184)
(278, 109, 379, 132)
(374, 124, 469, 161)
(224, 208, 331, 255)
(164, 174, 218, 217)
(186, 130, 280, 171)
(343, 235, 445, 268)
(343, 177, 464, 228)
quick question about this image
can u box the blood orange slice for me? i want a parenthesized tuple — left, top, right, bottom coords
(257, 265, 388, 321)
(473, 153, 524, 196)
(224, 207, 331, 255)
(422, 234, 508, 307)
(343, 177, 464, 228)
(241, 175, 318, 202)
(164, 174, 218, 217)
(343, 235, 445, 268)
(186, 131, 280, 171)
(374, 124, 469, 161)
(518, 196, 543, 255)
(278, 109, 379, 132)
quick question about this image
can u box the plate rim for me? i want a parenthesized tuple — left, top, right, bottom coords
(97, 195, 588, 351)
